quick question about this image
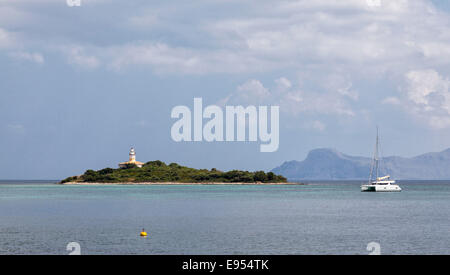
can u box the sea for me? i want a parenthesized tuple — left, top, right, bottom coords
(0, 180, 449, 255)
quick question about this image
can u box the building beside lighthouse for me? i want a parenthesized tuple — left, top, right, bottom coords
(119, 147, 144, 168)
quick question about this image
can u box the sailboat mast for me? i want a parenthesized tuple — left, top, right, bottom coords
(369, 128, 376, 184)
(368, 127, 380, 184)
(375, 127, 379, 181)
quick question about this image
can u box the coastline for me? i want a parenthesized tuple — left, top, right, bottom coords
(60, 181, 302, 186)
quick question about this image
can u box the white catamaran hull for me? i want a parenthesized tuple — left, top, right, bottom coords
(361, 184, 402, 192)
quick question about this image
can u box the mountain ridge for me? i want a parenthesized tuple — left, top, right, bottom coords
(272, 148, 450, 180)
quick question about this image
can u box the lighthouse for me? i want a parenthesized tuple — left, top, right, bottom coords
(129, 147, 136, 162)
(119, 147, 144, 168)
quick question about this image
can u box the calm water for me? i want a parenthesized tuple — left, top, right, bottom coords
(0, 181, 449, 255)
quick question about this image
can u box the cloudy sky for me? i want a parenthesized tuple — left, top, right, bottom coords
(2, 0, 450, 179)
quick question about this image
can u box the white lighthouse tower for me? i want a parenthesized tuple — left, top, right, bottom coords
(129, 147, 136, 162)
(119, 147, 144, 168)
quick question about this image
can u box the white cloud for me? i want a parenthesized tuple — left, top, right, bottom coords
(1, 0, 450, 134)
(107, 43, 200, 73)
(405, 70, 449, 107)
(95, 1, 445, 76)
(398, 69, 450, 128)
(63, 45, 100, 69)
(220, 79, 270, 106)
(311, 120, 326, 131)
(323, 74, 359, 100)
(275, 77, 292, 90)
(382, 96, 401, 105)
(6, 123, 25, 134)
(337, 83, 358, 101)
(203, 0, 447, 73)
(429, 116, 450, 129)
(1, 0, 449, 77)
(9, 51, 44, 64)
(222, 77, 355, 117)
(1, 27, 45, 65)
(0, 5, 31, 28)
(278, 89, 355, 117)
(0, 28, 14, 49)
(235, 79, 270, 103)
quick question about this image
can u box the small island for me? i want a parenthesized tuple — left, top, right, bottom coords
(60, 148, 293, 185)
(60, 161, 290, 185)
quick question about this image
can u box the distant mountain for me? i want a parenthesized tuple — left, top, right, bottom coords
(272, 148, 450, 180)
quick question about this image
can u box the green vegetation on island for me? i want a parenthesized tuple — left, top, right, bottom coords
(60, 160, 288, 184)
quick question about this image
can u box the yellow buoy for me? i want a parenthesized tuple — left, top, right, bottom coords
(140, 229, 148, 237)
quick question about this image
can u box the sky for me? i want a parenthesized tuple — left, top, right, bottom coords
(2, 0, 450, 179)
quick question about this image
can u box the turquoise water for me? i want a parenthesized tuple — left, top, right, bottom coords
(0, 181, 449, 255)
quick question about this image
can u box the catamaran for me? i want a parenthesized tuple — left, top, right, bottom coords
(361, 128, 401, 192)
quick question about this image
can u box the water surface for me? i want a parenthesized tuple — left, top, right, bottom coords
(0, 181, 449, 254)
